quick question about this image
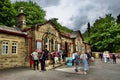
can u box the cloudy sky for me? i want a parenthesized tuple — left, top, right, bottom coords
(11, 0, 120, 33)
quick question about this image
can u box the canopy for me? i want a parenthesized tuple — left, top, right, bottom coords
(35, 48, 42, 53)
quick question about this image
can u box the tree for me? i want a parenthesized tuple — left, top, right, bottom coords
(0, 0, 16, 27)
(13, 1, 46, 27)
(87, 22, 91, 37)
(83, 14, 120, 52)
(116, 14, 120, 24)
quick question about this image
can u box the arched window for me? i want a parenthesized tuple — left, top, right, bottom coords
(51, 38, 54, 51)
(43, 37, 48, 49)
(42, 32, 56, 51)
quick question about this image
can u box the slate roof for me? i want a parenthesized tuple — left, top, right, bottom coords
(70, 30, 84, 40)
(70, 31, 78, 38)
(0, 25, 27, 36)
(60, 32, 70, 38)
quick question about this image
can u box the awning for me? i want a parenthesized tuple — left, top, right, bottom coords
(35, 48, 42, 53)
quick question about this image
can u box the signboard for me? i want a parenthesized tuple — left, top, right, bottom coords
(57, 44, 60, 52)
(37, 41, 42, 49)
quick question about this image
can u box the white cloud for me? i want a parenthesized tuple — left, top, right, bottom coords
(43, 0, 113, 33)
(11, 0, 120, 33)
(44, 1, 78, 28)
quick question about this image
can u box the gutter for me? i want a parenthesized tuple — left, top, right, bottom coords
(0, 29, 27, 37)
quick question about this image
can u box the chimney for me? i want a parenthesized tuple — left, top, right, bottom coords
(16, 7, 26, 31)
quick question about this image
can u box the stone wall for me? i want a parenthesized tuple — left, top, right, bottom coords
(0, 33, 29, 69)
(61, 36, 73, 56)
(75, 34, 84, 52)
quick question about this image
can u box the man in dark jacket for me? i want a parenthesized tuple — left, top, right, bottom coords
(44, 48, 49, 60)
(62, 48, 67, 62)
(39, 50, 47, 71)
(112, 53, 116, 64)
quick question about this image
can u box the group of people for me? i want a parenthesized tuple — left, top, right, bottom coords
(31, 48, 49, 71)
(99, 51, 117, 64)
(31, 48, 67, 71)
(51, 48, 67, 65)
(72, 51, 92, 75)
(31, 47, 93, 74)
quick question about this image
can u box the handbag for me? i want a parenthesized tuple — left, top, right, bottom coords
(90, 57, 94, 62)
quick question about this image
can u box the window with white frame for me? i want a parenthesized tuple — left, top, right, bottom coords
(2, 41, 9, 54)
(12, 42, 17, 54)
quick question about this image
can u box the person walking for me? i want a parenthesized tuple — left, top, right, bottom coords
(72, 51, 80, 72)
(80, 52, 89, 74)
(106, 51, 110, 63)
(85, 52, 91, 64)
(103, 51, 107, 63)
(31, 50, 39, 70)
(112, 53, 116, 64)
(99, 52, 103, 61)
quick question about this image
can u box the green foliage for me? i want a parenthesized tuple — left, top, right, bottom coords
(116, 14, 120, 24)
(0, 0, 72, 33)
(13, 1, 46, 26)
(0, 0, 16, 27)
(87, 22, 90, 37)
(13, 1, 72, 32)
(83, 14, 120, 52)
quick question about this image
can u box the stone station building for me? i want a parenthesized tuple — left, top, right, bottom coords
(0, 8, 91, 69)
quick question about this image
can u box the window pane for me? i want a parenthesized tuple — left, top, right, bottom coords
(2, 41, 9, 54)
(6, 46, 8, 53)
(12, 42, 17, 54)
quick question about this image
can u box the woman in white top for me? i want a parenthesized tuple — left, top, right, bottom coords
(31, 51, 39, 70)
(80, 52, 89, 74)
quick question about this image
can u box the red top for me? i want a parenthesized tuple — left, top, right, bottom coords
(53, 51, 59, 57)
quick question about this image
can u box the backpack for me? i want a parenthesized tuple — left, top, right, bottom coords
(74, 54, 79, 62)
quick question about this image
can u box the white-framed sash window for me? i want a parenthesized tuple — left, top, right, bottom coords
(2, 41, 9, 55)
(12, 42, 17, 54)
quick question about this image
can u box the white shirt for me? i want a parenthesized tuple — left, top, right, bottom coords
(31, 52, 38, 60)
(80, 53, 88, 59)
